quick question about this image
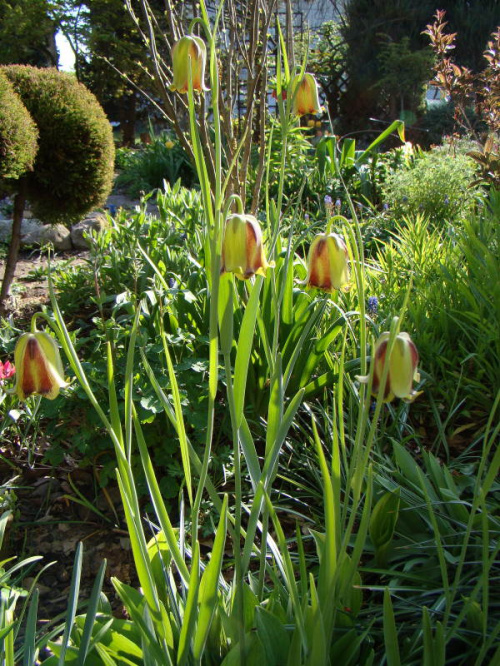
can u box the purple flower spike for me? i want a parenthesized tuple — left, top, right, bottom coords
(367, 296, 378, 315)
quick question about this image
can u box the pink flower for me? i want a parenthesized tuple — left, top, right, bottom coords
(0, 360, 15, 382)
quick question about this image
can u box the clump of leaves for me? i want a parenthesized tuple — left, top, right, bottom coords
(381, 142, 481, 226)
(115, 133, 196, 198)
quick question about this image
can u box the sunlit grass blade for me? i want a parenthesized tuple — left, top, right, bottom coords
(177, 543, 200, 666)
(112, 580, 169, 664)
(233, 276, 263, 427)
(116, 470, 160, 616)
(58, 542, 83, 666)
(193, 495, 228, 659)
(76, 559, 107, 666)
(265, 491, 308, 654)
(133, 410, 190, 584)
(311, 418, 337, 642)
(155, 310, 193, 507)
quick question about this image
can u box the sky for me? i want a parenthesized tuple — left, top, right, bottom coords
(55, 30, 76, 72)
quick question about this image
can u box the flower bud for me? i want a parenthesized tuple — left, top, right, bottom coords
(221, 214, 270, 280)
(13, 332, 68, 401)
(369, 332, 420, 402)
(306, 233, 349, 292)
(170, 35, 208, 94)
(290, 73, 322, 116)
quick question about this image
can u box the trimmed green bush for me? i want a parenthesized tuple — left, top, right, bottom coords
(2, 65, 114, 224)
(0, 69, 38, 181)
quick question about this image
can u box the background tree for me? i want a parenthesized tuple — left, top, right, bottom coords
(0, 0, 57, 66)
(0, 66, 114, 311)
(335, 0, 500, 137)
(126, 0, 279, 208)
(307, 20, 348, 125)
(51, 0, 167, 146)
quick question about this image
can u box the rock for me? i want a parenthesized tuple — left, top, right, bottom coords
(23, 223, 72, 251)
(0, 217, 42, 244)
(0, 218, 72, 250)
(70, 211, 109, 249)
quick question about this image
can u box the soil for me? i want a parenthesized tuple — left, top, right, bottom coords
(2, 248, 89, 317)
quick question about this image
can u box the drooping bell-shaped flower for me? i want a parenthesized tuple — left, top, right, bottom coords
(306, 232, 349, 292)
(13, 332, 68, 401)
(221, 214, 270, 280)
(170, 35, 208, 94)
(361, 332, 421, 403)
(290, 73, 322, 116)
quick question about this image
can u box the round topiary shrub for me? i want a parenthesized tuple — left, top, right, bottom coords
(2, 65, 115, 224)
(0, 69, 38, 181)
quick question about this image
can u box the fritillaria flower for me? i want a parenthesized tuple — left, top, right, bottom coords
(290, 73, 322, 116)
(170, 35, 208, 94)
(359, 332, 421, 403)
(306, 232, 349, 292)
(221, 214, 270, 280)
(13, 332, 68, 401)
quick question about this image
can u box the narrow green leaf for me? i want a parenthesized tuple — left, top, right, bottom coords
(193, 495, 228, 659)
(383, 588, 400, 666)
(265, 493, 307, 654)
(160, 325, 193, 507)
(22, 588, 39, 666)
(240, 416, 261, 489)
(133, 412, 190, 584)
(112, 580, 167, 664)
(266, 355, 283, 456)
(77, 559, 107, 666)
(234, 277, 263, 427)
(312, 419, 337, 643)
(356, 120, 405, 165)
(58, 542, 83, 666)
(116, 470, 161, 615)
(218, 273, 234, 356)
(369, 489, 400, 567)
(177, 543, 200, 666)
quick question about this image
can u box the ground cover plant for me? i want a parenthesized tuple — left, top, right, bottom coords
(0, 2, 499, 664)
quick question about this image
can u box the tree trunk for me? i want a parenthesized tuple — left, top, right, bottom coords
(120, 92, 137, 147)
(0, 182, 27, 314)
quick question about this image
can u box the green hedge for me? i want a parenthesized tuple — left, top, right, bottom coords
(0, 69, 38, 181)
(2, 65, 114, 224)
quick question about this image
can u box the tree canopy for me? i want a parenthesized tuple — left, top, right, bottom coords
(0, 0, 57, 66)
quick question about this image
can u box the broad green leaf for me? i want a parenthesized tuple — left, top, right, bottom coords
(255, 606, 290, 666)
(369, 489, 400, 567)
